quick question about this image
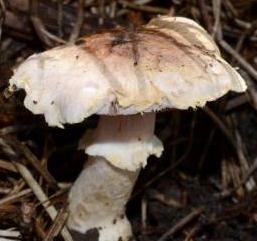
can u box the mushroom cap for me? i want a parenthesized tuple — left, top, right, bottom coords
(9, 16, 246, 127)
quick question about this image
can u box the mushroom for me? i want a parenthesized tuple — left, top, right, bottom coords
(9, 16, 246, 241)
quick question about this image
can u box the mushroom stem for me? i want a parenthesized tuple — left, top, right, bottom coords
(68, 113, 163, 241)
(68, 156, 139, 241)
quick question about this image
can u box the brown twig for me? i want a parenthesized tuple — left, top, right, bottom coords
(0, 0, 5, 41)
(146, 189, 183, 208)
(236, 19, 257, 52)
(203, 106, 256, 192)
(0, 188, 32, 206)
(141, 197, 147, 230)
(29, 0, 66, 46)
(204, 105, 257, 192)
(220, 144, 257, 197)
(234, 130, 256, 191)
(217, 38, 257, 82)
(223, 0, 238, 18)
(184, 224, 202, 241)
(0, 229, 20, 241)
(198, 0, 212, 33)
(203, 106, 237, 150)
(57, 0, 64, 38)
(225, 95, 249, 111)
(69, 0, 84, 43)
(6, 137, 59, 190)
(118, 0, 169, 14)
(43, 204, 69, 241)
(198, 129, 216, 170)
(0, 159, 17, 172)
(157, 207, 204, 241)
(14, 162, 73, 241)
(212, 0, 221, 37)
(98, 0, 106, 25)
